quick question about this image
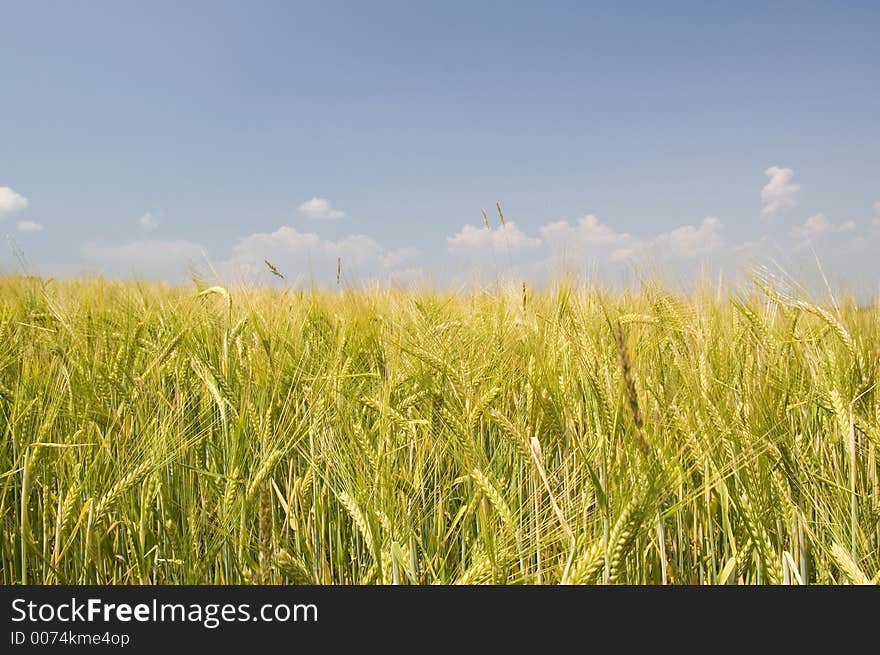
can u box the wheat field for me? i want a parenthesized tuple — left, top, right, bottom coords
(1, 272, 879, 585)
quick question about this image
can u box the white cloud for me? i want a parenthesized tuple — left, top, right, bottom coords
(539, 214, 633, 272)
(298, 197, 345, 220)
(232, 226, 380, 266)
(82, 239, 206, 279)
(0, 186, 29, 216)
(730, 235, 775, 258)
(16, 220, 44, 233)
(872, 200, 880, 228)
(655, 216, 723, 257)
(761, 166, 800, 217)
(540, 214, 630, 247)
(379, 247, 421, 269)
(611, 216, 723, 261)
(792, 213, 855, 240)
(228, 225, 417, 284)
(139, 211, 160, 230)
(447, 222, 540, 253)
(387, 266, 427, 286)
(447, 212, 723, 271)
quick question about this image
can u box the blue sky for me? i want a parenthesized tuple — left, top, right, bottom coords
(2, 1, 879, 291)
